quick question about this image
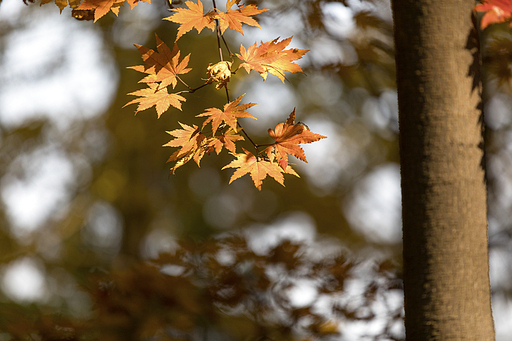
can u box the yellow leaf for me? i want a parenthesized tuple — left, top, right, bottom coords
(197, 94, 257, 134)
(215, 0, 268, 34)
(222, 148, 285, 190)
(124, 83, 186, 117)
(164, 0, 216, 41)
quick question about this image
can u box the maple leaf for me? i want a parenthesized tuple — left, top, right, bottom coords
(124, 83, 186, 117)
(222, 148, 286, 190)
(164, 123, 208, 173)
(475, 0, 512, 29)
(166, 148, 206, 174)
(237, 37, 308, 82)
(265, 109, 327, 169)
(41, 0, 81, 12)
(207, 127, 245, 154)
(164, 0, 216, 41)
(164, 123, 203, 157)
(43, 0, 149, 14)
(125, 0, 150, 10)
(215, 0, 269, 35)
(76, 0, 124, 21)
(129, 35, 191, 90)
(197, 94, 257, 134)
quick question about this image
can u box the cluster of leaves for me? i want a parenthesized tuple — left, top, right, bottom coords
(38, 0, 326, 190)
(122, 0, 325, 190)
(36, 0, 149, 21)
(0, 236, 403, 341)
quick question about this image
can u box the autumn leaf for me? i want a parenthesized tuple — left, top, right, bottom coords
(197, 94, 257, 134)
(207, 127, 245, 154)
(475, 0, 512, 29)
(164, 123, 208, 173)
(129, 35, 191, 90)
(165, 0, 216, 41)
(237, 37, 308, 82)
(164, 123, 203, 157)
(42, 0, 149, 15)
(76, 0, 125, 21)
(124, 83, 186, 117)
(222, 148, 286, 190)
(215, 0, 269, 35)
(41, 0, 82, 12)
(125, 0, 150, 10)
(265, 109, 326, 169)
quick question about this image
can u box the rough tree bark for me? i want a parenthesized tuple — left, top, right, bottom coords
(391, 0, 495, 339)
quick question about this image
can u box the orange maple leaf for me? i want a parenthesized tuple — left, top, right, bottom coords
(207, 127, 245, 154)
(475, 0, 512, 29)
(129, 35, 191, 90)
(222, 148, 288, 190)
(40, 0, 81, 12)
(265, 109, 326, 169)
(215, 0, 269, 35)
(237, 37, 308, 82)
(76, 0, 124, 21)
(125, 0, 150, 10)
(164, 123, 208, 173)
(44, 0, 149, 15)
(197, 94, 257, 134)
(164, 0, 216, 41)
(124, 83, 186, 117)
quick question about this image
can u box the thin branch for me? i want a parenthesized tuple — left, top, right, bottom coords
(221, 34, 234, 57)
(224, 86, 230, 102)
(175, 82, 211, 95)
(237, 123, 259, 150)
(212, 0, 256, 152)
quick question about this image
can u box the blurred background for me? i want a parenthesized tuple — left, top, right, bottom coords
(0, 0, 510, 340)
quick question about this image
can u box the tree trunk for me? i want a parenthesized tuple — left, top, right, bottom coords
(391, 1, 495, 339)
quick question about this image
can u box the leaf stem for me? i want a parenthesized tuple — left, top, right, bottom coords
(211, 0, 257, 153)
(176, 75, 191, 90)
(212, 0, 224, 62)
(255, 143, 275, 148)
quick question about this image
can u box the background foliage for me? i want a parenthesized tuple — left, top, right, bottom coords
(0, 0, 512, 340)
